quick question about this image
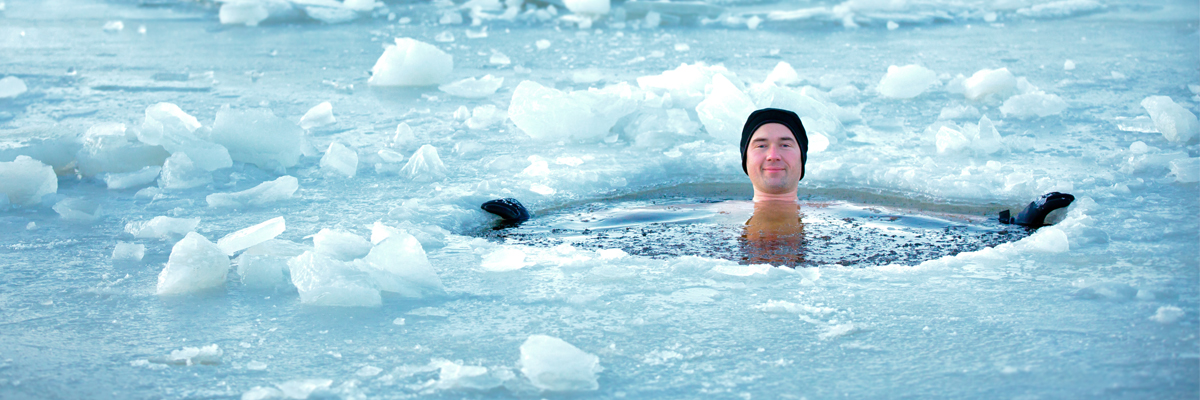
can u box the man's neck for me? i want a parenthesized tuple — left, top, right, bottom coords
(752, 191, 798, 202)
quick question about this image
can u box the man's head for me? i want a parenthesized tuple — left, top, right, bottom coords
(740, 108, 807, 200)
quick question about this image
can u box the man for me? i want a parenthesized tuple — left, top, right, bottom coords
(740, 108, 809, 202)
(738, 108, 808, 266)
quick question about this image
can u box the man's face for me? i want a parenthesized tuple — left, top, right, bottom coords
(746, 123, 803, 196)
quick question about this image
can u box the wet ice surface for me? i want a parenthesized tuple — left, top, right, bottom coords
(1, 0, 1199, 398)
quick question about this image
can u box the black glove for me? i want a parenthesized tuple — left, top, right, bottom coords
(481, 198, 530, 223)
(999, 192, 1074, 228)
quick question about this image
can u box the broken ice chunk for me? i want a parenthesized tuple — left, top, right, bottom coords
(320, 141, 358, 178)
(0, 76, 28, 99)
(288, 251, 381, 307)
(0, 156, 57, 206)
(695, 74, 755, 143)
(358, 230, 444, 297)
(209, 106, 305, 170)
(519, 335, 602, 391)
(480, 247, 531, 271)
(219, 0, 299, 26)
(112, 241, 145, 261)
(158, 152, 212, 189)
(139, 104, 232, 172)
(877, 64, 937, 99)
(400, 144, 447, 181)
(298, 101, 336, 130)
(1168, 157, 1199, 183)
(466, 105, 505, 130)
(1141, 96, 1199, 144)
(369, 38, 453, 87)
(104, 166, 162, 190)
(216, 216, 285, 256)
(126, 216, 200, 239)
(103, 20, 124, 32)
(438, 74, 504, 98)
(313, 228, 372, 261)
(77, 123, 169, 177)
(206, 176, 299, 208)
(53, 198, 101, 221)
(156, 232, 230, 295)
(508, 80, 638, 141)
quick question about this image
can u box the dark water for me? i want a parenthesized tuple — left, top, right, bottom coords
(481, 196, 1030, 268)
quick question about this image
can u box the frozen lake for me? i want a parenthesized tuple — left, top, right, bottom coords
(1, 0, 1197, 398)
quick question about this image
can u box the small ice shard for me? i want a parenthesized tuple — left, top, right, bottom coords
(112, 242, 146, 261)
(139, 103, 232, 172)
(519, 334, 602, 391)
(241, 386, 281, 400)
(288, 251, 381, 307)
(210, 106, 305, 170)
(104, 166, 162, 190)
(562, 0, 609, 15)
(369, 38, 453, 86)
(1141, 96, 1199, 144)
(217, 216, 285, 256)
(961, 68, 1017, 100)
(126, 216, 200, 239)
(439, 10, 463, 24)
(156, 232, 230, 295)
(159, 152, 212, 189)
(320, 141, 358, 178)
(430, 359, 504, 390)
(938, 104, 981, 120)
(206, 176, 299, 208)
(103, 20, 124, 32)
(77, 123, 170, 177)
(1063, 59, 1076, 70)
(358, 228, 445, 297)
(695, 74, 755, 143)
(0, 156, 57, 206)
(488, 50, 511, 65)
(877, 64, 937, 99)
(480, 247, 531, 271)
(466, 105, 505, 130)
(1149, 306, 1184, 324)
(53, 198, 101, 221)
(343, 0, 377, 11)
(572, 68, 603, 84)
(305, 6, 359, 24)
(0, 76, 29, 98)
(299, 102, 336, 130)
(434, 31, 455, 42)
(887, 20, 898, 30)
(246, 360, 268, 371)
(356, 365, 383, 377)
(1000, 91, 1068, 118)
(1168, 157, 1199, 183)
(1073, 281, 1136, 300)
(438, 74, 504, 98)
(219, 0, 298, 26)
(674, 43, 689, 52)
(165, 344, 222, 366)
(508, 80, 638, 141)
(764, 61, 800, 86)
(535, 39, 551, 50)
(313, 228, 372, 261)
(275, 379, 333, 399)
(374, 148, 407, 175)
(392, 122, 415, 148)
(400, 144, 447, 181)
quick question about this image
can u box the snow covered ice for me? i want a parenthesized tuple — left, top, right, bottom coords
(1, 0, 1197, 398)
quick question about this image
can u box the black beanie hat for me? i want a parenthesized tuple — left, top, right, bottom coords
(740, 108, 808, 181)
